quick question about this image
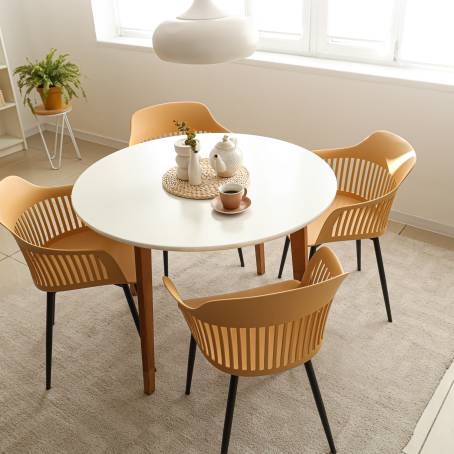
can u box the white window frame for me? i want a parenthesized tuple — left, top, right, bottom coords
(251, 0, 311, 56)
(113, 0, 155, 39)
(311, 0, 405, 65)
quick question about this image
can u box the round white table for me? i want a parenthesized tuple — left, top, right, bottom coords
(72, 133, 337, 394)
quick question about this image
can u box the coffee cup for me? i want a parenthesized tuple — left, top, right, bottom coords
(219, 183, 247, 210)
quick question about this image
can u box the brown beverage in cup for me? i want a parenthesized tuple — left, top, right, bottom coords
(219, 183, 247, 210)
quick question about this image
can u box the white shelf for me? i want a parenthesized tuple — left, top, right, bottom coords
(0, 102, 15, 112)
(0, 135, 23, 151)
(0, 26, 27, 155)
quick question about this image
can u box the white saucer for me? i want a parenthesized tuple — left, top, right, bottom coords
(211, 196, 251, 215)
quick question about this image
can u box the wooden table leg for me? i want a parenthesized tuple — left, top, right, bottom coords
(134, 247, 155, 395)
(255, 243, 265, 275)
(290, 227, 308, 280)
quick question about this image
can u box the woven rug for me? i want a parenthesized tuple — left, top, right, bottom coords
(1, 231, 453, 453)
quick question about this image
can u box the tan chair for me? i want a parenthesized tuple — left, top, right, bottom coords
(0, 176, 140, 389)
(278, 131, 416, 323)
(130, 101, 245, 274)
(129, 101, 229, 146)
(164, 247, 347, 454)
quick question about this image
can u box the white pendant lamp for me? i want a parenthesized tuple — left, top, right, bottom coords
(152, 0, 258, 64)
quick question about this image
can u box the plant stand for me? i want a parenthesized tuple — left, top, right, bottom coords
(33, 104, 81, 170)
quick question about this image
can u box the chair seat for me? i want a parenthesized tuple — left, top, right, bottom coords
(308, 192, 366, 245)
(47, 228, 136, 283)
(186, 280, 302, 309)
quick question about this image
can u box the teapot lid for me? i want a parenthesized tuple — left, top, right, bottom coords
(215, 135, 235, 151)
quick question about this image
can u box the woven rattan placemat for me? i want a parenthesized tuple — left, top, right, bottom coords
(162, 158, 249, 200)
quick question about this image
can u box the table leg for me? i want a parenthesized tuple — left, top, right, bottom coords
(134, 247, 155, 395)
(255, 243, 265, 275)
(290, 227, 308, 280)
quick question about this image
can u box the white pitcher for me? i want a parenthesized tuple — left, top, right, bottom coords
(209, 135, 243, 177)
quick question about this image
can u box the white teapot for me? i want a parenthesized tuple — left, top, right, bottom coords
(209, 135, 243, 178)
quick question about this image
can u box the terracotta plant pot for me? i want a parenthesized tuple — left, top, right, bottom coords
(37, 86, 63, 110)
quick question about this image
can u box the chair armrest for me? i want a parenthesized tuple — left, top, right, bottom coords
(162, 276, 185, 305)
(316, 190, 397, 244)
(16, 235, 127, 292)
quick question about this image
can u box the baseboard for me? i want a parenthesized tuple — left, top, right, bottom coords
(47, 123, 128, 149)
(25, 123, 128, 150)
(390, 210, 454, 238)
(24, 125, 40, 138)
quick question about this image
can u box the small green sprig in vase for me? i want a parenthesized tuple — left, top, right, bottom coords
(174, 120, 199, 152)
(174, 120, 201, 185)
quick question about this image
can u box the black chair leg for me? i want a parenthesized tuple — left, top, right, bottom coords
(305, 361, 336, 454)
(51, 298, 56, 325)
(221, 375, 239, 454)
(278, 236, 290, 279)
(121, 284, 141, 334)
(372, 237, 392, 323)
(237, 248, 245, 268)
(356, 240, 362, 271)
(185, 335, 197, 395)
(46, 292, 56, 390)
(309, 245, 318, 259)
(163, 250, 169, 277)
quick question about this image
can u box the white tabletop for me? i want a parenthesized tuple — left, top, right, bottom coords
(72, 134, 337, 252)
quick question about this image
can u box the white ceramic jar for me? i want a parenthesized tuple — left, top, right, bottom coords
(174, 139, 191, 180)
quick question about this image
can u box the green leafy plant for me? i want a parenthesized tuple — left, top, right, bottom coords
(174, 120, 198, 152)
(14, 48, 86, 112)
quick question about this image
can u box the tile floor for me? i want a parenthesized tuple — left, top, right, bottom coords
(404, 360, 454, 454)
(1, 133, 453, 454)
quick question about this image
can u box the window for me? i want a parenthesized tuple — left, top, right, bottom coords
(315, 0, 398, 62)
(115, 0, 188, 38)
(110, 0, 454, 71)
(250, 0, 309, 54)
(114, 0, 245, 38)
(400, 0, 454, 68)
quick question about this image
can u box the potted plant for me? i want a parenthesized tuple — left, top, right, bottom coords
(174, 120, 201, 185)
(14, 48, 86, 112)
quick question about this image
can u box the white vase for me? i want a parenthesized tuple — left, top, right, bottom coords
(174, 139, 191, 180)
(188, 149, 202, 186)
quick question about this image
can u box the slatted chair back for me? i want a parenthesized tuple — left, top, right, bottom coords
(314, 131, 416, 243)
(129, 101, 229, 146)
(176, 247, 346, 377)
(0, 176, 127, 292)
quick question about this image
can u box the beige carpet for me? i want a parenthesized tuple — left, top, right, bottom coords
(1, 231, 454, 454)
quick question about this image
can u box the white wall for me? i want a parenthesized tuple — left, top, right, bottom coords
(6, 0, 454, 233)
